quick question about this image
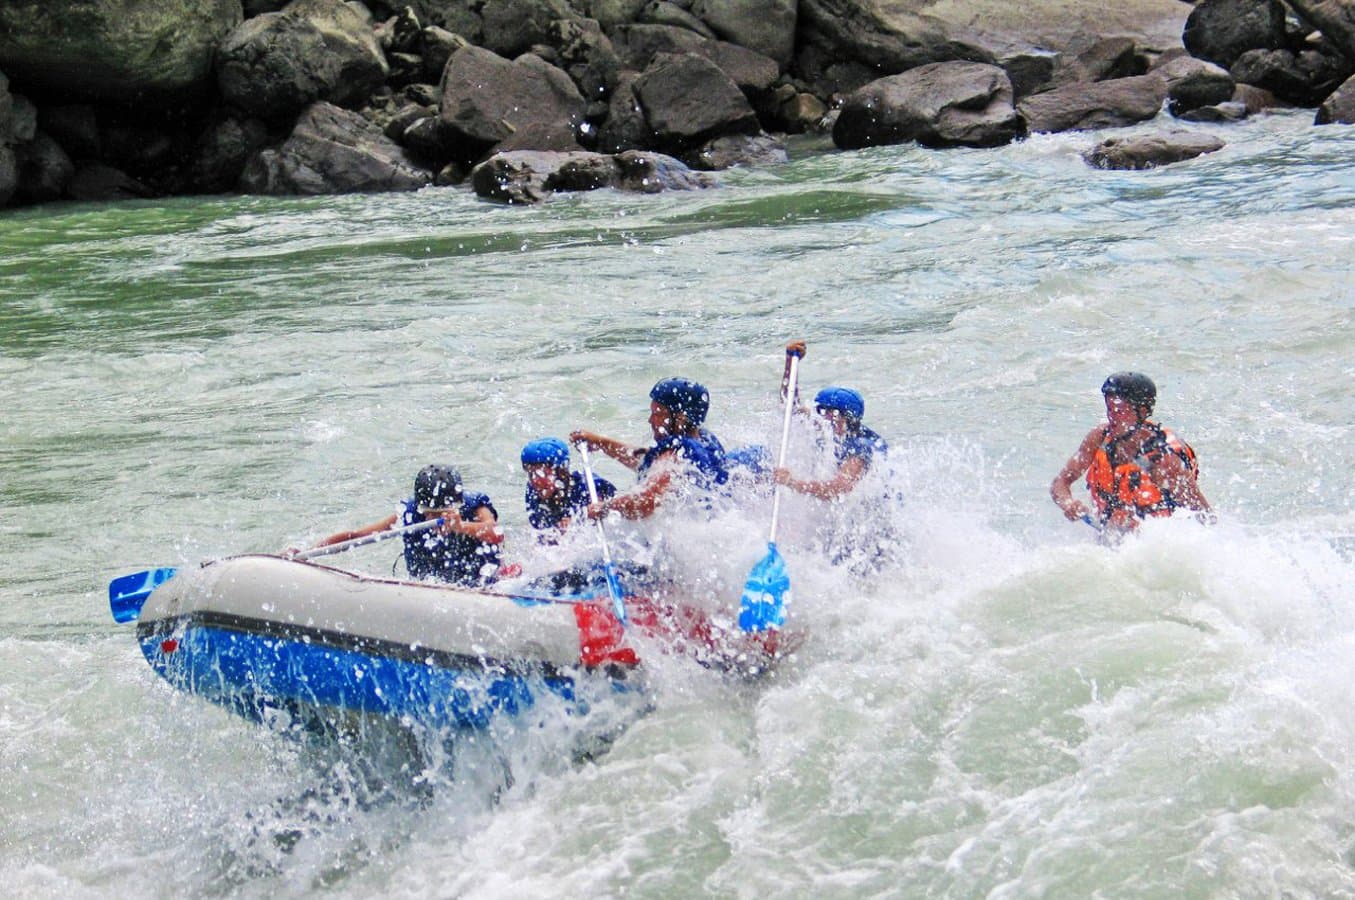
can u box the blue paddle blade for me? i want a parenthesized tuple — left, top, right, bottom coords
(109, 567, 177, 623)
(739, 542, 790, 632)
(604, 563, 628, 625)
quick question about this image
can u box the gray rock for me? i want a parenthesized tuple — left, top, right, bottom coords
(0, 146, 15, 207)
(0, 0, 241, 102)
(480, 0, 574, 58)
(1183, 0, 1286, 69)
(1315, 72, 1355, 123)
(1001, 51, 1059, 100)
(577, 0, 649, 29)
(683, 132, 788, 169)
(14, 131, 75, 204)
(422, 26, 471, 81)
(1176, 100, 1249, 121)
(438, 46, 586, 154)
(1083, 131, 1225, 169)
(469, 147, 712, 203)
(690, 0, 796, 67)
(833, 61, 1026, 150)
(1286, 0, 1355, 64)
(638, 2, 718, 39)
(190, 115, 270, 193)
(610, 24, 780, 95)
(546, 18, 623, 104)
(1230, 47, 1343, 104)
(217, 0, 389, 120)
(1152, 53, 1235, 114)
(239, 101, 432, 194)
(595, 73, 651, 152)
(1057, 36, 1147, 85)
(796, 0, 993, 80)
(1019, 74, 1168, 132)
(632, 52, 760, 149)
(67, 163, 154, 202)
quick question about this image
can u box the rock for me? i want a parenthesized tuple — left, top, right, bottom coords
(217, 0, 390, 121)
(1019, 74, 1167, 132)
(1316, 72, 1355, 123)
(546, 18, 623, 105)
(0, 147, 15, 207)
(1002, 51, 1059, 100)
(67, 162, 154, 202)
(833, 61, 1026, 150)
(1286, 0, 1355, 64)
(1057, 36, 1147, 85)
(1232, 82, 1289, 112)
(1152, 53, 1235, 115)
(1176, 100, 1249, 121)
(375, 6, 423, 54)
(190, 115, 270, 193)
(690, 0, 796, 67)
(469, 147, 712, 203)
(480, 0, 574, 59)
(422, 26, 471, 81)
(14, 131, 75, 203)
(239, 100, 432, 194)
(796, 0, 993, 84)
(923, 0, 1190, 57)
(632, 52, 760, 149)
(595, 73, 651, 152)
(0, 0, 241, 103)
(38, 105, 101, 159)
(638, 2, 718, 39)
(577, 0, 648, 29)
(1083, 131, 1225, 169)
(1230, 47, 1343, 104)
(437, 46, 586, 157)
(2, 90, 36, 145)
(683, 132, 788, 169)
(779, 91, 829, 133)
(610, 25, 780, 96)
(1183, 0, 1286, 69)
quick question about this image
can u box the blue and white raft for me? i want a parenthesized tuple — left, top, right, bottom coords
(115, 555, 796, 732)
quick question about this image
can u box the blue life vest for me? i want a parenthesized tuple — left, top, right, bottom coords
(638, 428, 729, 488)
(837, 425, 888, 468)
(525, 471, 616, 530)
(400, 493, 500, 585)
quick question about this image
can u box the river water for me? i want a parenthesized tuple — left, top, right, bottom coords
(2, 110, 1353, 897)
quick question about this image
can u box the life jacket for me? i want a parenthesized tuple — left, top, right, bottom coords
(525, 471, 616, 530)
(836, 424, 888, 468)
(638, 428, 729, 489)
(1086, 421, 1197, 529)
(400, 493, 501, 585)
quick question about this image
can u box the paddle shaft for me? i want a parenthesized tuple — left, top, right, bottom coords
(294, 517, 444, 560)
(577, 442, 627, 623)
(769, 354, 800, 543)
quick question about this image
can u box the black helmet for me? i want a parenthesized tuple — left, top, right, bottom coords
(1101, 372, 1156, 411)
(414, 464, 462, 510)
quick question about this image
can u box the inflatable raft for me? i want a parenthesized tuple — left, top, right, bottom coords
(122, 555, 795, 732)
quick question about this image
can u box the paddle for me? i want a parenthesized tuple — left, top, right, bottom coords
(739, 353, 799, 632)
(577, 442, 628, 625)
(108, 518, 446, 624)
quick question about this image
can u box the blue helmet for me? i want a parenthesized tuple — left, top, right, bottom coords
(521, 437, 570, 468)
(650, 376, 710, 426)
(814, 386, 864, 421)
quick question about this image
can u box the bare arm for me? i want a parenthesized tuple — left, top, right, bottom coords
(587, 456, 677, 520)
(773, 455, 868, 501)
(441, 504, 505, 544)
(1154, 452, 1212, 515)
(1050, 427, 1104, 521)
(571, 430, 646, 471)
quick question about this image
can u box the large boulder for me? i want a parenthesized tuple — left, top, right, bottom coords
(0, 0, 241, 103)
(631, 52, 760, 149)
(480, 0, 574, 58)
(1152, 51, 1236, 115)
(1231, 47, 1348, 104)
(1019, 74, 1168, 132)
(217, 0, 388, 120)
(1182, 0, 1286, 69)
(438, 46, 586, 157)
(796, 0, 992, 79)
(690, 0, 796, 67)
(469, 148, 713, 203)
(1286, 0, 1355, 64)
(1083, 131, 1225, 169)
(921, 0, 1190, 56)
(610, 25, 780, 96)
(14, 131, 75, 204)
(1316, 72, 1355, 122)
(833, 61, 1025, 149)
(239, 101, 431, 194)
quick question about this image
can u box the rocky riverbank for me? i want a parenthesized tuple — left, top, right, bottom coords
(1, 0, 1353, 208)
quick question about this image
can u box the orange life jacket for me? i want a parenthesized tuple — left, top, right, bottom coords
(1086, 421, 1197, 529)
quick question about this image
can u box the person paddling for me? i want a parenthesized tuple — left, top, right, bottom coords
(289, 464, 505, 585)
(520, 437, 616, 537)
(1050, 372, 1212, 534)
(772, 340, 888, 501)
(570, 376, 728, 520)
